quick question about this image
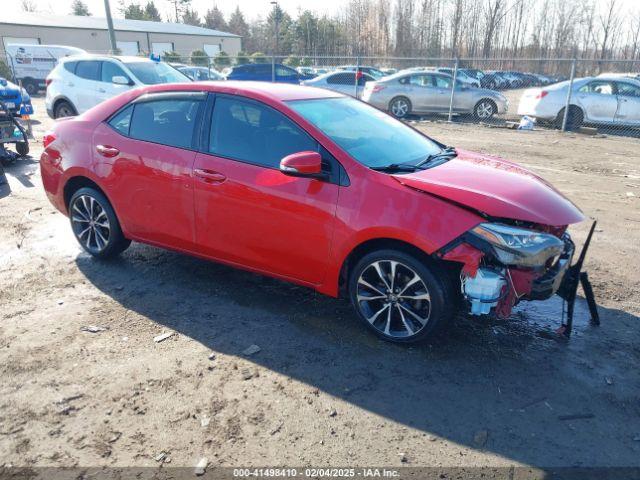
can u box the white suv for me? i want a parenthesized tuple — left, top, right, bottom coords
(45, 55, 191, 119)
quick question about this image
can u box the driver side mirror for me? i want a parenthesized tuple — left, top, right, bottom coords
(280, 151, 324, 179)
(112, 75, 131, 86)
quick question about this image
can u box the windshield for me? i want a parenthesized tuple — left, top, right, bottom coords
(125, 62, 191, 85)
(288, 97, 442, 168)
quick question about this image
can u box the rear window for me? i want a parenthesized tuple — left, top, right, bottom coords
(75, 61, 101, 81)
(63, 61, 78, 74)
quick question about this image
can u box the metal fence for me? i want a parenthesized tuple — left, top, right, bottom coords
(2, 49, 640, 139)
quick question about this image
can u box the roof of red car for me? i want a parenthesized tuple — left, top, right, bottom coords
(140, 80, 344, 102)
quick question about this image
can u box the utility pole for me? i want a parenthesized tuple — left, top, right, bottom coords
(103, 0, 117, 54)
(271, 1, 279, 82)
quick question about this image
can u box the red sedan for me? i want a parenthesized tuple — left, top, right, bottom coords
(40, 81, 584, 343)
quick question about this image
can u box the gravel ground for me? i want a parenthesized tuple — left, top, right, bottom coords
(1, 96, 639, 474)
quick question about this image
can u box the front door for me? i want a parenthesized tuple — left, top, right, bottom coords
(615, 81, 640, 126)
(193, 95, 340, 284)
(95, 60, 132, 104)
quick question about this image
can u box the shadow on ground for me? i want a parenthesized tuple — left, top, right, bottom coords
(75, 243, 640, 468)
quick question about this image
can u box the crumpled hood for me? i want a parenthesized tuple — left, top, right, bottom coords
(392, 149, 585, 226)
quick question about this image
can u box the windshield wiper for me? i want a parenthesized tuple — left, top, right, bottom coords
(370, 163, 420, 172)
(414, 146, 457, 168)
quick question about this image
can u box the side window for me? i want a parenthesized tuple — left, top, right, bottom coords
(327, 73, 354, 85)
(101, 61, 129, 83)
(108, 105, 134, 135)
(63, 61, 78, 74)
(75, 61, 101, 81)
(433, 75, 452, 89)
(209, 96, 317, 169)
(276, 66, 297, 78)
(617, 82, 640, 97)
(580, 81, 615, 95)
(409, 74, 430, 87)
(129, 98, 202, 149)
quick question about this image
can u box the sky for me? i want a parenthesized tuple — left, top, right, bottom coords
(24, 0, 640, 24)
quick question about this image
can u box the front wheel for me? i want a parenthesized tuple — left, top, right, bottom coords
(349, 250, 453, 343)
(69, 187, 130, 258)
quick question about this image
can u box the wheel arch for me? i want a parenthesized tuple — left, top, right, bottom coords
(337, 237, 437, 298)
(63, 175, 109, 211)
(52, 96, 77, 116)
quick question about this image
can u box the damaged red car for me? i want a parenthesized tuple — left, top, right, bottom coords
(40, 82, 586, 343)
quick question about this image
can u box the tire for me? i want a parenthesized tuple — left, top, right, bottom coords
(54, 100, 76, 119)
(23, 80, 38, 96)
(389, 96, 412, 119)
(348, 249, 454, 343)
(554, 106, 583, 131)
(473, 99, 497, 121)
(15, 142, 29, 157)
(69, 187, 130, 258)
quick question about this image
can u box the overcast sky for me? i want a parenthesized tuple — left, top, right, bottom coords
(24, 0, 640, 23)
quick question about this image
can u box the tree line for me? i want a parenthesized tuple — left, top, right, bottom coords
(64, 0, 640, 61)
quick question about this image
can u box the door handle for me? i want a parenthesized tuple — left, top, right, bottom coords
(96, 144, 120, 158)
(67, 82, 74, 87)
(194, 168, 226, 183)
(98, 88, 106, 93)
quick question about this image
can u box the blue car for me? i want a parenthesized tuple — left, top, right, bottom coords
(225, 63, 312, 84)
(0, 77, 34, 117)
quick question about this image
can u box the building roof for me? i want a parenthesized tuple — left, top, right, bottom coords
(0, 12, 240, 38)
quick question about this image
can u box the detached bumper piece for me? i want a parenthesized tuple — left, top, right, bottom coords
(555, 221, 600, 337)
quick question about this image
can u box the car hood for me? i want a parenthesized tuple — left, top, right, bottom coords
(392, 149, 585, 226)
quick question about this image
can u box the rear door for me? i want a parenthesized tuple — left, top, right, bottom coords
(73, 60, 102, 113)
(614, 81, 640, 126)
(92, 92, 205, 249)
(192, 94, 340, 284)
(326, 72, 358, 96)
(408, 74, 442, 111)
(576, 80, 618, 123)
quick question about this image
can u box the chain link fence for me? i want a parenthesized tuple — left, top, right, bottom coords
(2, 48, 640, 139)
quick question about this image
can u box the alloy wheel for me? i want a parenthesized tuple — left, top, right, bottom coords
(70, 195, 111, 254)
(391, 98, 409, 118)
(56, 103, 74, 118)
(356, 260, 431, 339)
(476, 101, 495, 119)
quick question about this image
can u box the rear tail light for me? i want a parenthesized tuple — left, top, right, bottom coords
(535, 90, 548, 99)
(43, 132, 56, 149)
(45, 78, 53, 88)
(372, 85, 386, 93)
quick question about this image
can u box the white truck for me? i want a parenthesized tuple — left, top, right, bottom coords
(4, 44, 86, 94)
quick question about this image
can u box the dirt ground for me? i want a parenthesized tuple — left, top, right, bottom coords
(1, 96, 639, 474)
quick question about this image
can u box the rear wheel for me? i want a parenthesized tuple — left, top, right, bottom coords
(69, 187, 130, 258)
(15, 142, 29, 157)
(389, 96, 412, 119)
(474, 99, 497, 120)
(54, 100, 76, 119)
(349, 249, 453, 343)
(555, 106, 583, 130)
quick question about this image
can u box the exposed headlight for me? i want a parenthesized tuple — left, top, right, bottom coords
(471, 223, 564, 268)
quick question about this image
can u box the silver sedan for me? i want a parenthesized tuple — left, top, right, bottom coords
(301, 71, 376, 97)
(361, 71, 508, 120)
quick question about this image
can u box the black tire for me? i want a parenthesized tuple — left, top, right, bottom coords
(68, 187, 130, 258)
(15, 142, 29, 157)
(473, 99, 497, 121)
(348, 249, 454, 343)
(54, 100, 77, 119)
(389, 96, 412, 119)
(554, 106, 583, 131)
(23, 80, 38, 96)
